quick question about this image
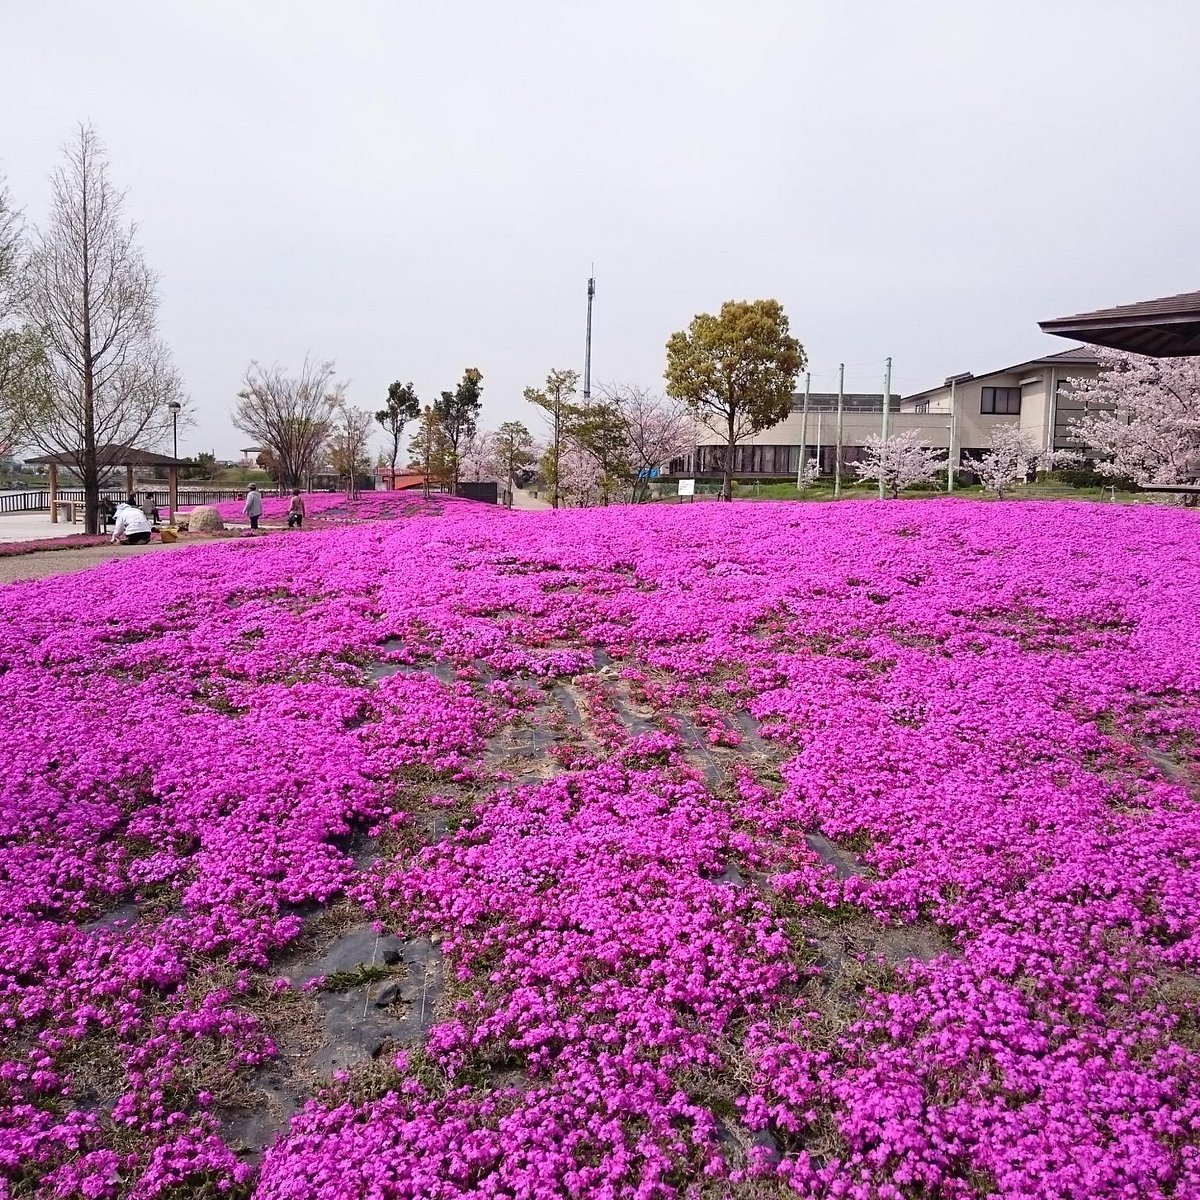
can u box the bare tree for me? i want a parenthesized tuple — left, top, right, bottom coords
(233, 357, 342, 489)
(0, 174, 27, 453)
(15, 125, 184, 532)
(597, 383, 695, 502)
(329, 402, 374, 498)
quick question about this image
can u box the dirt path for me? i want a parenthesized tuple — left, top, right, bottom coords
(0, 540, 189, 585)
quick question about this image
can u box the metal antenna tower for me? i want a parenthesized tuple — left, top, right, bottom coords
(583, 269, 595, 405)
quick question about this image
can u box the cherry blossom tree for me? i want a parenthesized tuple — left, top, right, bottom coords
(596, 383, 695, 503)
(963, 426, 1081, 499)
(796, 452, 820, 492)
(963, 426, 1043, 499)
(852, 429, 944, 499)
(1068, 348, 1200, 486)
(551, 438, 605, 507)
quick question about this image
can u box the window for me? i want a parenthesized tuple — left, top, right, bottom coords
(981, 386, 1021, 415)
(914, 401, 929, 414)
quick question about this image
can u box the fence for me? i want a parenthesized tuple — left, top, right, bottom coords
(0, 487, 258, 516)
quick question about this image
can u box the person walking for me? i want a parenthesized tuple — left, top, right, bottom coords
(243, 483, 264, 531)
(286, 489, 306, 529)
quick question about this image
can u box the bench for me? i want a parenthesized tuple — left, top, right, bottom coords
(53, 499, 81, 524)
(1137, 482, 1200, 507)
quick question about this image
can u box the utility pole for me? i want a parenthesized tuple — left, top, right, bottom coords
(834, 363, 845, 498)
(796, 372, 811, 489)
(879, 356, 892, 500)
(583, 271, 595, 407)
(947, 377, 957, 493)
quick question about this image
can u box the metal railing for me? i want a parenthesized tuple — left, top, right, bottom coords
(0, 486, 262, 515)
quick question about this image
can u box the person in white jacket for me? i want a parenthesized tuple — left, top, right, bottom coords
(243, 484, 264, 530)
(111, 502, 153, 545)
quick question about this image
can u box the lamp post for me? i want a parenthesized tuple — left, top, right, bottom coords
(167, 400, 182, 527)
(167, 400, 181, 461)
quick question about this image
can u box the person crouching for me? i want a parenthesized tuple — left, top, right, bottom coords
(111, 501, 153, 545)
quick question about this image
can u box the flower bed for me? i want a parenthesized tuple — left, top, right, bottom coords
(179, 490, 432, 525)
(0, 533, 110, 557)
(0, 499, 1198, 1198)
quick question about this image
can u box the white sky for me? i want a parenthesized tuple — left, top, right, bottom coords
(3, 0, 1199, 458)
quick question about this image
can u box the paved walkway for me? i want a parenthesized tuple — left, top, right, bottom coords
(510, 487, 552, 511)
(0, 510, 91, 544)
(0, 541, 188, 585)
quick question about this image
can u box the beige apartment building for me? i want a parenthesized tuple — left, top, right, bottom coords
(671, 346, 1100, 480)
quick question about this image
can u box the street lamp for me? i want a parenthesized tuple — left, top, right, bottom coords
(167, 400, 182, 527)
(167, 400, 181, 461)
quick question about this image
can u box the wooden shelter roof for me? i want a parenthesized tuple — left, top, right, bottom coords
(25, 445, 184, 468)
(1040, 291, 1200, 357)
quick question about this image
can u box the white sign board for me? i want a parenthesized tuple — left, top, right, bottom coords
(677, 478, 696, 497)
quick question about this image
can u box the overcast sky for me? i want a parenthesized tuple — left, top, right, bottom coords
(3, 1, 1199, 458)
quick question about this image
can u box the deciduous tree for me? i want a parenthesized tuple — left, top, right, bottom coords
(0, 174, 26, 454)
(853, 430, 944, 499)
(665, 299, 804, 501)
(15, 125, 185, 533)
(493, 420, 536, 505)
(234, 357, 342, 489)
(524, 368, 578, 509)
(1068, 348, 1200, 487)
(376, 381, 420, 485)
(597, 384, 694, 503)
(329, 403, 375, 498)
(963, 426, 1039, 499)
(571, 400, 630, 505)
(433, 367, 483, 495)
(408, 404, 451, 499)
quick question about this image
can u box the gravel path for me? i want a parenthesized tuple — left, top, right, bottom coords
(0, 540, 189, 585)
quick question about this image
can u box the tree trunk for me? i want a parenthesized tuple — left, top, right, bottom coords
(81, 170, 98, 535)
(551, 400, 561, 510)
(722, 413, 735, 502)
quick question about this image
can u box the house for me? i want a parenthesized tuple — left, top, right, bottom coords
(669, 346, 1101, 481)
(898, 346, 1100, 463)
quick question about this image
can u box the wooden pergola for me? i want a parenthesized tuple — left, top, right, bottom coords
(1040, 291, 1200, 357)
(25, 446, 183, 524)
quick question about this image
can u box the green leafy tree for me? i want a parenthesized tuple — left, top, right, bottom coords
(408, 404, 452, 499)
(180, 450, 218, 480)
(256, 448, 283, 484)
(572, 400, 632, 505)
(376, 381, 420, 484)
(494, 420, 536, 506)
(433, 367, 483, 495)
(665, 299, 805, 501)
(524, 368, 578, 509)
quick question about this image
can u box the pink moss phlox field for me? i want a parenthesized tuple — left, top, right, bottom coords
(0, 535, 110, 558)
(1, 497, 1198, 1198)
(180, 491, 434, 527)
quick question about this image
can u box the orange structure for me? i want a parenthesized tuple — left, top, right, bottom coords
(374, 469, 427, 491)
